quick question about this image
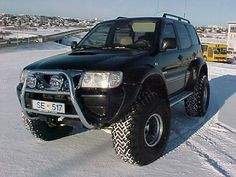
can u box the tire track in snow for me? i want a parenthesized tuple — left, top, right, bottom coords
(215, 122, 236, 136)
(186, 121, 236, 177)
(186, 140, 231, 177)
(196, 132, 236, 164)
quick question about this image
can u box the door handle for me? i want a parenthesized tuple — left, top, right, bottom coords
(178, 55, 183, 61)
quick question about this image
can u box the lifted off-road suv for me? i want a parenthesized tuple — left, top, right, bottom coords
(17, 14, 210, 165)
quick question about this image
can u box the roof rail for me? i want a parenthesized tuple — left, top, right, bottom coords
(163, 13, 190, 24)
(116, 17, 127, 19)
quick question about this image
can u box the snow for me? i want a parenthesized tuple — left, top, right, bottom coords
(199, 32, 227, 44)
(200, 37, 227, 44)
(0, 43, 236, 177)
(0, 27, 85, 37)
(4, 33, 38, 39)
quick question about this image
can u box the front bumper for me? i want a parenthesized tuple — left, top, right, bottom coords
(18, 70, 94, 129)
(17, 70, 140, 128)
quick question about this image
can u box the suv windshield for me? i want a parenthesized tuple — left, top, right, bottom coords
(77, 20, 157, 50)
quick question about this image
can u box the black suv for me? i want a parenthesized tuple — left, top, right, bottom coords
(17, 14, 210, 165)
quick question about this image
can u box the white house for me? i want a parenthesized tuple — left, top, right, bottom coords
(227, 22, 236, 58)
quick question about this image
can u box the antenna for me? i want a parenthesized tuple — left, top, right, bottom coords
(184, 0, 187, 18)
(157, 0, 159, 15)
(155, 0, 170, 16)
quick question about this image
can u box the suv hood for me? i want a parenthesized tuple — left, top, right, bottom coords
(25, 50, 149, 71)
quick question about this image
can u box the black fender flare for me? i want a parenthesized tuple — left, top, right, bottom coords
(109, 67, 169, 123)
(186, 57, 208, 90)
(124, 66, 168, 97)
(189, 57, 208, 76)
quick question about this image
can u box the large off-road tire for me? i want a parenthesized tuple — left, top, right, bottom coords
(22, 114, 73, 141)
(112, 90, 170, 165)
(184, 75, 210, 117)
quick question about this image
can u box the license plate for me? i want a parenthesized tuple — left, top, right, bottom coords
(32, 100, 65, 114)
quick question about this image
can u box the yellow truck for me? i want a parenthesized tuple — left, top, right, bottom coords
(202, 43, 227, 62)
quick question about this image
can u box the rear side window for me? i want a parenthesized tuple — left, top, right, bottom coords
(175, 23, 191, 49)
(187, 25, 200, 45)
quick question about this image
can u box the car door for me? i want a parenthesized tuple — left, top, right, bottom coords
(185, 25, 203, 83)
(174, 22, 195, 87)
(157, 22, 186, 95)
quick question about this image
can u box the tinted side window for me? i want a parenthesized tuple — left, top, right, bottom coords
(162, 24, 176, 39)
(81, 23, 111, 47)
(175, 23, 191, 49)
(187, 25, 200, 45)
(114, 24, 132, 44)
(160, 23, 177, 50)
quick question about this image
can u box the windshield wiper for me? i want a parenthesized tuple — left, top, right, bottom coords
(75, 45, 104, 51)
(105, 44, 129, 50)
(105, 44, 150, 50)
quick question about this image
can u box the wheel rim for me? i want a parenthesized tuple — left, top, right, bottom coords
(203, 86, 208, 107)
(144, 113, 163, 147)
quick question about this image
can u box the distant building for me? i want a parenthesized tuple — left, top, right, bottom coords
(227, 22, 236, 58)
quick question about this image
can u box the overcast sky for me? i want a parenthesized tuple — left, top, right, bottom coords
(0, 0, 235, 26)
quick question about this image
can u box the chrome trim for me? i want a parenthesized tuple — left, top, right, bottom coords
(24, 108, 79, 118)
(81, 94, 106, 98)
(20, 70, 94, 129)
(24, 88, 71, 95)
(144, 113, 163, 147)
(170, 92, 193, 107)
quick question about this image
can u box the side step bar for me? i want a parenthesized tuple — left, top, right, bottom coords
(169, 91, 193, 107)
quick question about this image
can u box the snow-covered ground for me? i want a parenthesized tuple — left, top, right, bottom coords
(0, 26, 86, 38)
(0, 43, 236, 177)
(199, 32, 227, 44)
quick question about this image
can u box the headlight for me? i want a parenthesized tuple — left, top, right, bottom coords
(20, 70, 30, 83)
(82, 71, 123, 88)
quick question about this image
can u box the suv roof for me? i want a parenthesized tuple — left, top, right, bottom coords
(102, 13, 191, 24)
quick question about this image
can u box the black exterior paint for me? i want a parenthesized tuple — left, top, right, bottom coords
(17, 16, 207, 127)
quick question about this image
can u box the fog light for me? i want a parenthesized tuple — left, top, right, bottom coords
(50, 75, 64, 90)
(26, 75, 37, 89)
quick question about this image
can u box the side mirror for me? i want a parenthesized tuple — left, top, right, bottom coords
(161, 38, 177, 51)
(71, 41, 78, 50)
